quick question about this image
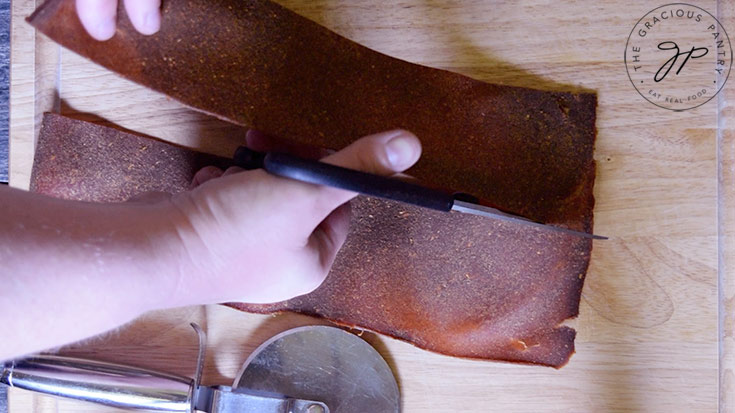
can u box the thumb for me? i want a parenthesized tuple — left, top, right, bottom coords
(306, 129, 422, 224)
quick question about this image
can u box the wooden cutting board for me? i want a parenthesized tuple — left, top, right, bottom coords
(8, 0, 735, 411)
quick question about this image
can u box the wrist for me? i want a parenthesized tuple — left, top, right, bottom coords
(91, 201, 185, 317)
(144, 193, 217, 309)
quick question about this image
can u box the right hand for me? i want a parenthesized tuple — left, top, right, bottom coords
(156, 129, 422, 305)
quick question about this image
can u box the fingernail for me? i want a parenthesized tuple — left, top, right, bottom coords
(94, 17, 116, 40)
(385, 132, 418, 169)
(141, 11, 161, 34)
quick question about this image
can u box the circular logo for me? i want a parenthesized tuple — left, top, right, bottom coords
(625, 3, 732, 111)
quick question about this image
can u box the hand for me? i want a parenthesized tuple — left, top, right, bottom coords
(159, 129, 422, 305)
(0, 128, 419, 359)
(76, 0, 161, 41)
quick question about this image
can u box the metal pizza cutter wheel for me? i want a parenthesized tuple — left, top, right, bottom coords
(1, 325, 400, 413)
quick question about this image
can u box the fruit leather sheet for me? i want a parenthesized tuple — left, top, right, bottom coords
(33, 112, 591, 367)
(28, 0, 598, 367)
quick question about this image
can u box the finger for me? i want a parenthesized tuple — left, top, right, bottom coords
(210, 129, 419, 236)
(310, 202, 352, 271)
(308, 129, 421, 220)
(124, 0, 161, 35)
(190, 166, 224, 189)
(76, 0, 118, 41)
(246, 130, 331, 160)
(222, 166, 245, 177)
(324, 129, 421, 172)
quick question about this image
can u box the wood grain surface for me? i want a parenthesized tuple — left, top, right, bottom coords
(8, 0, 733, 411)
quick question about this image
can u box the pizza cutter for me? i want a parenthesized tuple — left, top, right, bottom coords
(0, 325, 400, 412)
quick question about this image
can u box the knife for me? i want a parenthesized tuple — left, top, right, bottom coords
(233, 147, 607, 240)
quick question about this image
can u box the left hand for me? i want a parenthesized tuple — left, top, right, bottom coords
(76, 0, 161, 41)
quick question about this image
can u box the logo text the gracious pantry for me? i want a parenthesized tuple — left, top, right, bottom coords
(625, 3, 732, 111)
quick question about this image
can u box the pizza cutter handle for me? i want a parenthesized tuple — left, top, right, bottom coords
(233, 146, 456, 212)
(1, 356, 194, 412)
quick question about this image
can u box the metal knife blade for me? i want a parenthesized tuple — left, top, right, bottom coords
(452, 200, 607, 240)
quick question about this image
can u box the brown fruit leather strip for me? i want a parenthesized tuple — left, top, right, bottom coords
(33, 113, 590, 367)
(28, 0, 596, 224)
(31, 113, 233, 202)
(28, 0, 598, 367)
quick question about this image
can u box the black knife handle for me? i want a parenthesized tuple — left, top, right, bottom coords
(233, 146, 455, 212)
(233, 146, 266, 170)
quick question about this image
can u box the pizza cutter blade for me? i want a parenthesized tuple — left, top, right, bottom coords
(1, 325, 400, 413)
(233, 326, 400, 413)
